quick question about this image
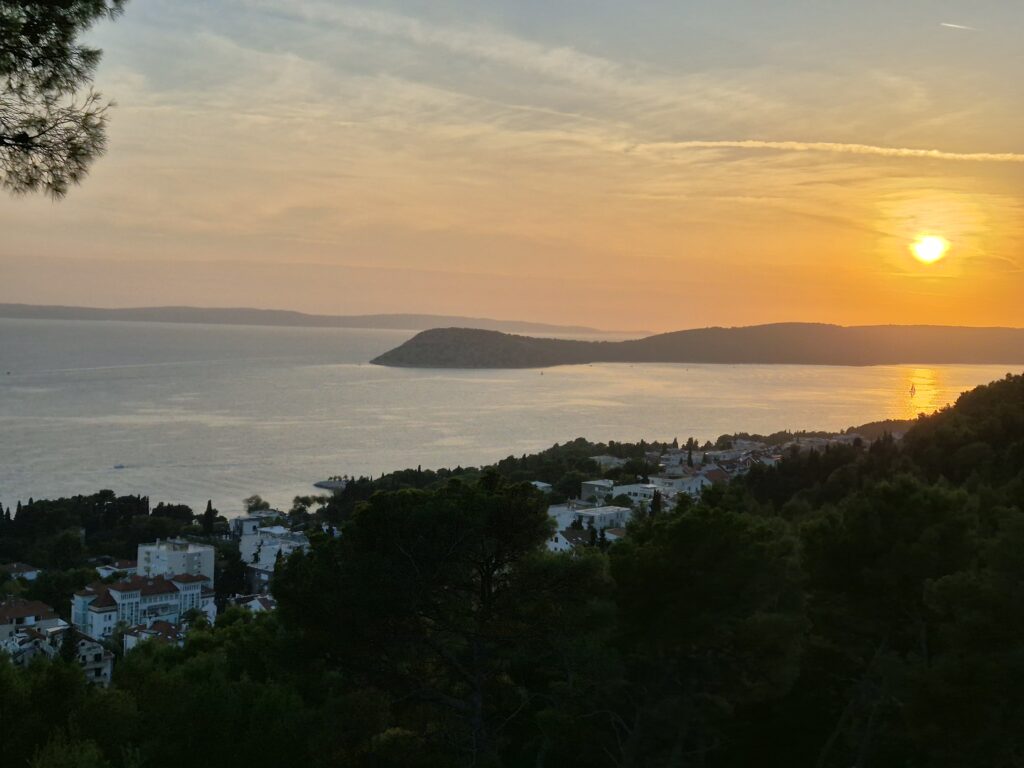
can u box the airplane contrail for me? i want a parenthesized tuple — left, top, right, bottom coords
(641, 140, 1024, 164)
(940, 22, 979, 31)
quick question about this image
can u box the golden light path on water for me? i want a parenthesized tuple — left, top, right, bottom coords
(899, 368, 945, 420)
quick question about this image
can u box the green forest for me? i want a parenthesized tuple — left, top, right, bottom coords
(3, 373, 1024, 767)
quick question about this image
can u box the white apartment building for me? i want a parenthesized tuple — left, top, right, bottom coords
(137, 539, 215, 581)
(72, 573, 215, 639)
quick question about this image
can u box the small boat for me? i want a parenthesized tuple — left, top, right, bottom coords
(114, 464, 126, 470)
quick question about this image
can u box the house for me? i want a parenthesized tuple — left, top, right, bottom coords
(228, 594, 278, 615)
(580, 479, 615, 504)
(123, 620, 188, 653)
(604, 528, 627, 542)
(612, 483, 675, 506)
(546, 530, 575, 553)
(700, 467, 731, 485)
(239, 526, 309, 593)
(137, 539, 215, 581)
(0, 562, 41, 582)
(95, 559, 138, 579)
(571, 505, 634, 531)
(530, 481, 554, 494)
(229, 510, 283, 539)
(0, 626, 113, 687)
(65, 630, 115, 687)
(72, 573, 216, 640)
(653, 473, 713, 498)
(589, 455, 627, 470)
(0, 597, 66, 640)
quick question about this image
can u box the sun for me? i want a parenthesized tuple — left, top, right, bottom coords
(911, 235, 949, 264)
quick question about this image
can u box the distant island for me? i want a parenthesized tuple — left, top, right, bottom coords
(0, 303, 621, 335)
(371, 323, 1024, 368)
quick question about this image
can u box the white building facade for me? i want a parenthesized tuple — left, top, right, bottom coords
(137, 539, 215, 581)
(72, 574, 215, 639)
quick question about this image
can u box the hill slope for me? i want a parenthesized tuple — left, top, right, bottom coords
(0, 303, 610, 335)
(371, 323, 1024, 368)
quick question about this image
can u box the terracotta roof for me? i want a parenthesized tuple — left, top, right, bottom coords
(125, 620, 187, 644)
(560, 529, 593, 548)
(109, 575, 182, 596)
(80, 573, 202, 609)
(701, 468, 731, 484)
(0, 598, 57, 622)
(170, 574, 207, 584)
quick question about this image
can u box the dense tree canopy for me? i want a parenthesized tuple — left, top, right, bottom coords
(0, 0, 125, 196)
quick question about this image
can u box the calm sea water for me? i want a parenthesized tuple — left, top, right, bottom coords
(0, 318, 1016, 514)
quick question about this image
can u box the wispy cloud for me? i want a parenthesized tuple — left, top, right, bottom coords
(638, 140, 1024, 164)
(940, 22, 980, 31)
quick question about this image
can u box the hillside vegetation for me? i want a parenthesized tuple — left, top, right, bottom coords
(372, 323, 1024, 368)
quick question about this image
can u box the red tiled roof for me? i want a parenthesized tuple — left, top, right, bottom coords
(109, 575, 181, 596)
(79, 573, 201, 610)
(0, 598, 57, 622)
(170, 574, 207, 584)
(125, 620, 186, 644)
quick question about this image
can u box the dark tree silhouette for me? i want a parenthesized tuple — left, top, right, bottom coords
(1, 1, 126, 197)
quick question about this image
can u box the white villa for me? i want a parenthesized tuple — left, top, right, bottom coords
(72, 573, 215, 639)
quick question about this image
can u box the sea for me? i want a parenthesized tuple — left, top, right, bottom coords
(1, 318, 1016, 515)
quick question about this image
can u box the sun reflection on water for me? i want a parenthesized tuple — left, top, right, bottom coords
(900, 368, 944, 420)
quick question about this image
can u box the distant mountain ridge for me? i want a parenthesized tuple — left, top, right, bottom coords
(371, 323, 1024, 368)
(0, 303, 612, 335)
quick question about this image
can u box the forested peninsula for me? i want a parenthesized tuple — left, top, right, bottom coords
(371, 322, 1024, 368)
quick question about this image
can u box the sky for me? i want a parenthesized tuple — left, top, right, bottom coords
(2, 0, 1023, 332)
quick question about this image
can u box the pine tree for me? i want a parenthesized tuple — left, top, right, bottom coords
(202, 500, 215, 534)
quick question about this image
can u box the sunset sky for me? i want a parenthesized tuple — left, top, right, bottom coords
(2, 0, 1023, 331)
